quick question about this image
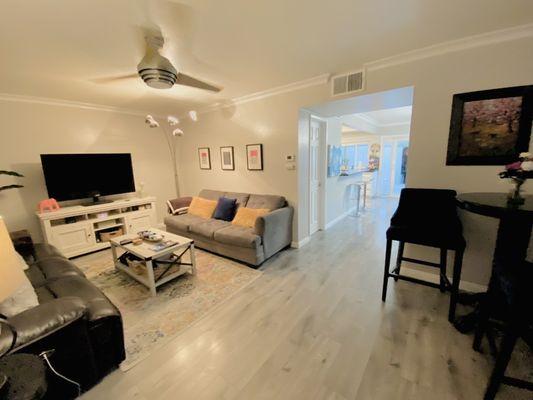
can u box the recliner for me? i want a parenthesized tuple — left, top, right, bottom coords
(2, 243, 125, 391)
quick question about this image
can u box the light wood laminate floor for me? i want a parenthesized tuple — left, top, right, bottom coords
(81, 198, 531, 400)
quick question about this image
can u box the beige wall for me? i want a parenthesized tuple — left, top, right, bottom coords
(177, 86, 330, 243)
(0, 101, 176, 241)
(176, 34, 533, 284)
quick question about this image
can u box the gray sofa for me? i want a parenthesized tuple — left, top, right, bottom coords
(164, 189, 293, 266)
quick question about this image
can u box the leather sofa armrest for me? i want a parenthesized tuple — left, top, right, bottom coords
(1, 297, 87, 353)
(255, 206, 294, 258)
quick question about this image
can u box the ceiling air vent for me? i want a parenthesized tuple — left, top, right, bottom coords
(331, 70, 365, 96)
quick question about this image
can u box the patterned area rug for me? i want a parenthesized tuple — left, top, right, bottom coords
(72, 248, 261, 370)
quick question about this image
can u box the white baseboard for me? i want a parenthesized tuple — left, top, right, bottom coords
(325, 206, 357, 230)
(291, 237, 310, 248)
(401, 266, 487, 292)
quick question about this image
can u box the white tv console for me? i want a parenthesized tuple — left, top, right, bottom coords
(37, 197, 157, 258)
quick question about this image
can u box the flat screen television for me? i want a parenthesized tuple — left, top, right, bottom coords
(40, 153, 136, 203)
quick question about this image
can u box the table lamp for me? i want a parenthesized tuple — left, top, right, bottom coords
(0, 216, 26, 393)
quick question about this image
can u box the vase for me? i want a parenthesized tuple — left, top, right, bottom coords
(507, 177, 526, 206)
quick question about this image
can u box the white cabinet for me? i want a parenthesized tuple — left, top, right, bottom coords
(50, 222, 95, 255)
(37, 197, 157, 258)
(125, 211, 153, 234)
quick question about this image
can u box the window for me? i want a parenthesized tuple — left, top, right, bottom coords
(341, 144, 369, 173)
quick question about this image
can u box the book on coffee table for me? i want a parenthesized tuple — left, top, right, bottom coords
(150, 240, 177, 252)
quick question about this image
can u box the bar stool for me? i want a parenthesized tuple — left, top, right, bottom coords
(381, 188, 466, 322)
(346, 183, 362, 217)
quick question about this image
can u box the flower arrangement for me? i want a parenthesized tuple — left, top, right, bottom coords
(499, 152, 533, 205)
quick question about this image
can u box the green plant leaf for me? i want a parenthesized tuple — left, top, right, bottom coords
(0, 170, 24, 177)
(0, 184, 24, 191)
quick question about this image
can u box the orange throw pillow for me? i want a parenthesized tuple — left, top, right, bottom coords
(188, 197, 217, 219)
(232, 207, 270, 228)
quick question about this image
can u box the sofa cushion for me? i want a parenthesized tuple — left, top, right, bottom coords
(190, 219, 231, 239)
(214, 225, 261, 249)
(188, 197, 217, 219)
(167, 197, 192, 215)
(2, 297, 87, 352)
(32, 243, 65, 262)
(246, 194, 285, 210)
(213, 197, 237, 221)
(232, 207, 269, 228)
(224, 192, 250, 208)
(164, 214, 205, 233)
(26, 258, 85, 288)
(46, 276, 120, 321)
(199, 189, 225, 201)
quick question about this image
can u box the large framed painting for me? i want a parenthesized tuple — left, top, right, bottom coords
(246, 144, 263, 170)
(446, 85, 533, 165)
(198, 147, 211, 170)
(220, 146, 235, 170)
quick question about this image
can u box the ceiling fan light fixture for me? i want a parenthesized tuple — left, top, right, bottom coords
(139, 68, 177, 89)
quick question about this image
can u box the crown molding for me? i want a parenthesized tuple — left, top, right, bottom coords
(233, 73, 330, 105)
(365, 23, 533, 71)
(0, 93, 150, 117)
(192, 73, 331, 118)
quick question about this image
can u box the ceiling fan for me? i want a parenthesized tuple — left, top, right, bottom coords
(95, 31, 221, 93)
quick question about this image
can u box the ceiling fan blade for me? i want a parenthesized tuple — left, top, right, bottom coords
(175, 73, 221, 92)
(91, 74, 139, 84)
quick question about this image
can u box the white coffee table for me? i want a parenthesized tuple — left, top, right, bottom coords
(109, 228, 197, 296)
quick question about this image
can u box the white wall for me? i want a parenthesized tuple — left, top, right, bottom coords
(0, 101, 176, 241)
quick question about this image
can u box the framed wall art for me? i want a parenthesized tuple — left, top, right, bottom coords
(220, 146, 235, 170)
(198, 147, 211, 170)
(246, 144, 263, 170)
(446, 85, 533, 165)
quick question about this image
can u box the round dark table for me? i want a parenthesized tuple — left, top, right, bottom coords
(0, 354, 47, 400)
(454, 192, 533, 332)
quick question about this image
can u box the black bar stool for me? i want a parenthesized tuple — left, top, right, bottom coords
(473, 259, 533, 399)
(381, 188, 466, 322)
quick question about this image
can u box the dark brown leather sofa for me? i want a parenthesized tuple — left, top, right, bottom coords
(0, 243, 125, 392)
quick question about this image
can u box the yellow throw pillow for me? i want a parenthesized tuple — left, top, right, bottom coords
(188, 197, 217, 219)
(232, 207, 270, 228)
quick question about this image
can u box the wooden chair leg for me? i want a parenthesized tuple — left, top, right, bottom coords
(439, 248, 447, 293)
(448, 248, 463, 323)
(394, 241, 404, 281)
(382, 239, 393, 302)
(483, 328, 519, 400)
(394, 242, 405, 282)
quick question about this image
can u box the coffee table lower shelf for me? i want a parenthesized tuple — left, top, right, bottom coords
(110, 236, 197, 296)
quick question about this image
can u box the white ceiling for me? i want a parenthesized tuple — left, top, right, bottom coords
(357, 106, 412, 127)
(1, 0, 532, 114)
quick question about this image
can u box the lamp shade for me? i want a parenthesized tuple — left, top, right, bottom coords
(0, 216, 26, 303)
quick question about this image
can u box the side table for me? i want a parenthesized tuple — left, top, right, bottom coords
(0, 354, 47, 400)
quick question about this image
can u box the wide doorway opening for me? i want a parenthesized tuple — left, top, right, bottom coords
(300, 86, 414, 238)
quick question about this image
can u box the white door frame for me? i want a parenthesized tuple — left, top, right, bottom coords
(309, 116, 327, 234)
